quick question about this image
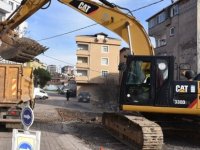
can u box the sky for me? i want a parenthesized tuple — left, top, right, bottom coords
(26, 0, 172, 67)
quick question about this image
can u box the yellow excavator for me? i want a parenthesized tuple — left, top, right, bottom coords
(1, 0, 200, 149)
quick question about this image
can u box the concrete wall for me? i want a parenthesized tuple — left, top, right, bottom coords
(197, 0, 200, 73)
(148, 0, 198, 78)
(178, 0, 197, 72)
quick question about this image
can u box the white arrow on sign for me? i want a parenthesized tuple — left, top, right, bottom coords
(24, 114, 31, 120)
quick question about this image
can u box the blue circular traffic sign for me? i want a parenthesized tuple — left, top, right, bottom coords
(21, 106, 34, 128)
(18, 142, 32, 150)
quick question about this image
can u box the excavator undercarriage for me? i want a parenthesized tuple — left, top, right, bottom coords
(102, 112, 163, 150)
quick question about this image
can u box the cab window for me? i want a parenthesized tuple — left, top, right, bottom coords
(125, 60, 151, 104)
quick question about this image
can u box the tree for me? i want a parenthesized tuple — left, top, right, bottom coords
(98, 76, 119, 105)
(33, 68, 51, 88)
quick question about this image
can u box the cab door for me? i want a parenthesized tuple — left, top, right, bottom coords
(120, 56, 155, 106)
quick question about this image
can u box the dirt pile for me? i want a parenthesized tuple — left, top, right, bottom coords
(57, 108, 102, 123)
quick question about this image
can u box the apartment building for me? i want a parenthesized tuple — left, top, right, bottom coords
(147, 0, 200, 78)
(47, 65, 57, 74)
(61, 65, 74, 75)
(76, 33, 121, 98)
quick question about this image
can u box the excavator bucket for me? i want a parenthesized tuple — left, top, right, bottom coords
(0, 35, 48, 63)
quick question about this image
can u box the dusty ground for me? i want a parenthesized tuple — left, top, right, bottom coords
(33, 92, 130, 150)
(57, 108, 130, 150)
(36, 106, 200, 150)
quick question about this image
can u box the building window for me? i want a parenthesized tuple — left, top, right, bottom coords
(149, 17, 157, 28)
(101, 71, 108, 77)
(77, 57, 88, 63)
(77, 44, 89, 50)
(170, 27, 175, 36)
(77, 70, 87, 76)
(101, 58, 109, 65)
(155, 34, 167, 47)
(170, 5, 179, 17)
(156, 39, 167, 47)
(9, 1, 14, 10)
(158, 12, 166, 23)
(101, 45, 109, 53)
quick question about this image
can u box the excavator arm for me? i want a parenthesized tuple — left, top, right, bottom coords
(0, 0, 154, 63)
(0, 0, 49, 62)
(0, 0, 49, 32)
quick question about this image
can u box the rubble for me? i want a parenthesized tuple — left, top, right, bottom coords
(0, 35, 48, 62)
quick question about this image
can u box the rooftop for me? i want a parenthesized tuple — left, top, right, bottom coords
(76, 32, 120, 41)
(146, 0, 181, 21)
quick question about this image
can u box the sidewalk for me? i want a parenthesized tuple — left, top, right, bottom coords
(0, 122, 91, 150)
(33, 122, 91, 150)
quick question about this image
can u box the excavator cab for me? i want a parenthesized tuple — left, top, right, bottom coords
(120, 55, 200, 114)
(120, 55, 174, 107)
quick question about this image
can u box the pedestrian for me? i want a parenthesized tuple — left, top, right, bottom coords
(66, 90, 70, 101)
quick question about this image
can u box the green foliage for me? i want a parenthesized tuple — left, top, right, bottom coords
(33, 68, 51, 88)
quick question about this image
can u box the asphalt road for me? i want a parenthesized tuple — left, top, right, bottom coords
(37, 91, 107, 112)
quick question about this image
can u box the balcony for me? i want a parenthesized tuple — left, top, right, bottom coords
(76, 76, 89, 83)
(76, 50, 90, 56)
(76, 63, 89, 68)
(0, 0, 12, 13)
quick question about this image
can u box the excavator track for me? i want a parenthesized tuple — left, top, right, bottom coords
(102, 112, 163, 150)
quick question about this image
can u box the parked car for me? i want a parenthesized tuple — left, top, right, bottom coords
(34, 88, 48, 100)
(78, 92, 91, 103)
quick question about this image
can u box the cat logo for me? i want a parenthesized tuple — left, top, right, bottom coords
(78, 2, 91, 13)
(70, 1, 99, 14)
(176, 85, 188, 93)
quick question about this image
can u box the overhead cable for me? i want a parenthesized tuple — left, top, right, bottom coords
(37, 0, 164, 41)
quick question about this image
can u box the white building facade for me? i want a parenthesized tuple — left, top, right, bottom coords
(0, 0, 28, 37)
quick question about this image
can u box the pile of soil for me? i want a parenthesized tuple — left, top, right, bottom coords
(57, 108, 102, 123)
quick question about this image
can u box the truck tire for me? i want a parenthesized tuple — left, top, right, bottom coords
(30, 99, 35, 109)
